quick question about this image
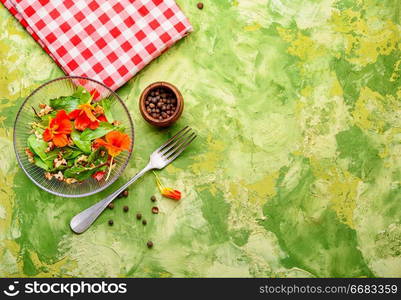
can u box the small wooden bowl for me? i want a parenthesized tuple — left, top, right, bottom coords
(139, 82, 184, 127)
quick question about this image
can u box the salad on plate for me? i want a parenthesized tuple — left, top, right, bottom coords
(25, 87, 131, 184)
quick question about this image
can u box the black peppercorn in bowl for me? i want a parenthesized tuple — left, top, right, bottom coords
(139, 82, 183, 127)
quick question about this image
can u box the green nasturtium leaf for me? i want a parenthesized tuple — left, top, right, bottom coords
(63, 147, 83, 160)
(97, 165, 107, 172)
(34, 156, 52, 170)
(70, 169, 95, 181)
(49, 164, 69, 173)
(64, 165, 87, 179)
(98, 98, 114, 122)
(95, 153, 108, 166)
(80, 122, 115, 141)
(28, 134, 48, 161)
(71, 130, 91, 153)
(49, 96, 83, 112)
(87, 147, 100, 163)
(64, 164, 103, 181)
(48, 86, 92, 112)
(44, 148, 61, 162)
(64, 147, 108, 180)
(72, 86, 92, 103)
(87, 147, 108, 165)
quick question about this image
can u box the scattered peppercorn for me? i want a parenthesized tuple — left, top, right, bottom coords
(152, 206, 159, 214)
(108, 203, 114, 209)
(142, 219, 147, 225)
(122, 190, 129, 197)
(147, 241, 153, 248)
(117, 192, 124, 198)
(136, 213, 142, 220)
(108, 220, 114, 226)
(151, 195, 156, 202)
(145, 87, 177, 120)
(197, 2, 204, 9)
(123, 205, 129, 212)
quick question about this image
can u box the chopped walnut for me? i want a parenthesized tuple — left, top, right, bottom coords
(44, 172, 53, 180)
(57, 151, 63, 159)
(37, 104, 53, 117)
(34, 131, 42, 139)
(76, 155, 88, 164)
(45, 141, 54, 153)
(29, 122, 38, 130)
(64, 177, 78, 184)
(53, 157, 67, 169)
(112, 120, 121, 126)
(25, 148, 35, 163)
(39, 103, 47, 109)
(53, 171, 64, 181)
(100, 150, 106, 157)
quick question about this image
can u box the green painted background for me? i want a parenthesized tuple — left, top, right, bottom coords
(1, 0, 401, 277)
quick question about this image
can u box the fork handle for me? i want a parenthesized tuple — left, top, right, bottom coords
(70, 163, 153, 234)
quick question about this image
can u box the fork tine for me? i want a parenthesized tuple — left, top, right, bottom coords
(162, 131, 196, 158)
(155, 126, 190, 153)
(160, 128, 193, 155)
(165, 134, 197, 164)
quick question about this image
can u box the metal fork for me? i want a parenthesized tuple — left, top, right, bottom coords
(70, 126, 196, 233)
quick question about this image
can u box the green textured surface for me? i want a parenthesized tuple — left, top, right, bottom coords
(0, 0, 401, 277)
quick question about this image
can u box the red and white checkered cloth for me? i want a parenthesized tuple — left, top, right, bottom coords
(1, 0, 192, 91)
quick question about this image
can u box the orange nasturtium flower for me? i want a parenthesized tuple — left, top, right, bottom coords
(43, 110, 72, 147)
(154, 172, 182, 200)
(68, 103, 106, 131)
(161, 187, 181, 200)
(94, 131, 131, 157)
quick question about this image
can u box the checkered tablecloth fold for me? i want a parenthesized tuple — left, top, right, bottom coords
(1, 0, 192, 91)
